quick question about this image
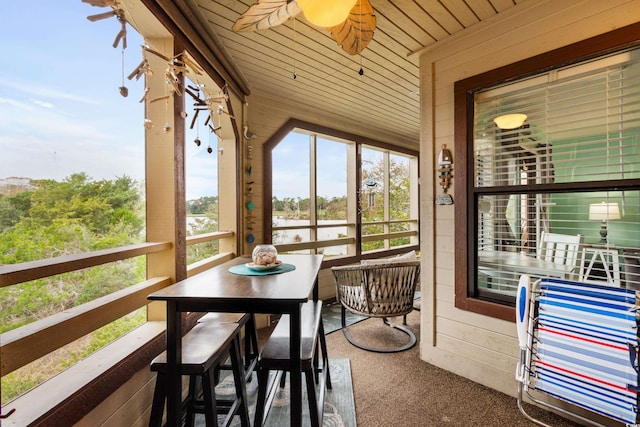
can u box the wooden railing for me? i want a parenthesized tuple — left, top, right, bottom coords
(0, 242, 171, 377)
(0, 231, 236, 425)
(1, 276, 170, 377)
(0, 230, 236, 377)
(185, 230, 233, 246)
(275, 237, 356, 253)
(0, 242, 171, 288)
(272, 220, 418, 254)
(185, 230, 235, 276)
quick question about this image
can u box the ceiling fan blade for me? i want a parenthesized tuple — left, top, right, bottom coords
(87, 10, 117, 22)
(329, 0, 376, 55)
(233, 0, 302, 32)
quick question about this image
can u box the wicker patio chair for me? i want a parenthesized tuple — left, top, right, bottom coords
(331, 260, 421, 353)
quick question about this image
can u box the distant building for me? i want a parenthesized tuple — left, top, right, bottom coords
(0, 176, 37, 196)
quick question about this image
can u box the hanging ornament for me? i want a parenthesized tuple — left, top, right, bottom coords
(127, 56, 153, 81)
(163, 97, 171, 132)
(139, 86, 153, 128)
(193, 91, 201, 146)
(207, 120, 214, 154)
(292, 16, 297, 80)
(194, 109, 201, 146)
(357, 2, 365, 77)
(194, 124, 201, 145)
(119, 48, 128, 97)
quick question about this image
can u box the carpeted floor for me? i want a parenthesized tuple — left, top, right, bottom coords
(325, 310, 584, 427)
(197, 305, 588, 427)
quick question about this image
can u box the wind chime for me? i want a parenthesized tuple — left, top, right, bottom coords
(243, 124, 257, 243)
(84, 0, 129, 96)
(436, 144, 454, 205)
(185, 84, 232, 154)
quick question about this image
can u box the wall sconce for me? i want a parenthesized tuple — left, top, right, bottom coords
(588, 202, 621, 244)
(297, 0, 357, 27)
(494, 113, 527, 130)
(436, 144, 453, 205)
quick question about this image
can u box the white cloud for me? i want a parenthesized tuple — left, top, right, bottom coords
(0, 77, 99, 105)
(0, 96, 35, 111)
(31, 99, 54, 109)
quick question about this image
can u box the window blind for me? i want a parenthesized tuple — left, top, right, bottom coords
(472, 47, 640, 298)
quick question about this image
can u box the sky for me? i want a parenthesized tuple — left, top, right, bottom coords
(0, 1, 217, 200)
(272, 132, 349, 199)
(0, 1, 363, 202)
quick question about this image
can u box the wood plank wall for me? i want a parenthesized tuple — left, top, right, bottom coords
(418, 0, 640, 400)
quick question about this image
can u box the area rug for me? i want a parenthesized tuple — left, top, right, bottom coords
(322, 303, 367, 334)
(198, 358, 356, 427)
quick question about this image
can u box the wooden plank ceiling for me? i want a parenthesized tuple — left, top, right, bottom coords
(179, 0, 523, 149)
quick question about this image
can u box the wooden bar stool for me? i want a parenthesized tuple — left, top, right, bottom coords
(149, 322, 250, 427)
(197, 312, 259, 382)
(253, 301, 332, 427)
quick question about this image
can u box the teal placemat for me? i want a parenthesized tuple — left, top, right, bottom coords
(229, 263, 296, 276)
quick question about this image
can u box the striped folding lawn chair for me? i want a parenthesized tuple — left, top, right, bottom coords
(516, 275, 640, 426)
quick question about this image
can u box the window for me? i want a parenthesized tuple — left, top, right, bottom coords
(0, 1, 148, 403)
(271, 129, 353, 257)
(455, 27, 640, 320)
(266, 120, 419, 262)
(0, 2, 240, 422)
(361, 146, 418, 253)
(185, 76, 221, 265)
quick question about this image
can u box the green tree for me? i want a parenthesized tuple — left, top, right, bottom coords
(324, 196, 347, 220)
(0, 173, 145, 332)
(361, 156, 411, 251)
(186, 196, 219, 264)
(187, 196, 218, 216)
(15, 174, 138, 236)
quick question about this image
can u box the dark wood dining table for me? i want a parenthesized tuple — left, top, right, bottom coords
(147, 254, 323, 427)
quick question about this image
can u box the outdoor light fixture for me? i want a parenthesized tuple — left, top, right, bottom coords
(493, 113, 527, 130)
(297, 0, 357, 27)
(589, 202, 621, 244)
(436, 144, 453, 205)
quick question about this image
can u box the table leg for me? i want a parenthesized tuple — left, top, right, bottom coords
(289, 304, 302, 427)
(166, 301, 181, 427)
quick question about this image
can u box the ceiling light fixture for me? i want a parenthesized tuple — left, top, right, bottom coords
(493, 113, 527, 130)
(234, 0, 376, 56)
(297, 0, 357, 27)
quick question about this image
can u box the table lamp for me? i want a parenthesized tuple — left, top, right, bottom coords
(589, 202, 621, 244)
